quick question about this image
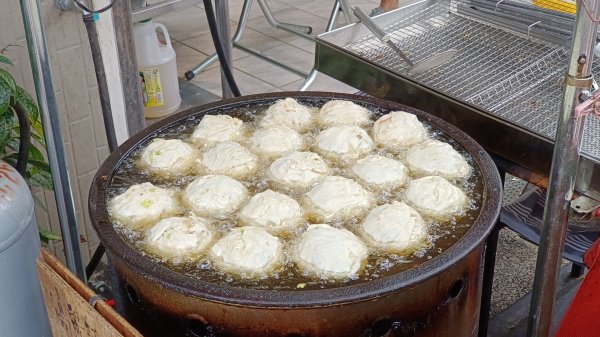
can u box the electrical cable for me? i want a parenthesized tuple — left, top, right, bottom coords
(203, 0, 242, 97)
(13, 102, 31, 177)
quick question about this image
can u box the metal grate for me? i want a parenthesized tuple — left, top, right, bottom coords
(503, 174, 528, 205)
(342, 0, 600, 162)
(347, 4, 566, 98)
(581, 116, 600, 160)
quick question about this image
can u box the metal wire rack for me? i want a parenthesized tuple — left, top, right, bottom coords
(582, 117, 600, 159)
(342, 0, 600, 162)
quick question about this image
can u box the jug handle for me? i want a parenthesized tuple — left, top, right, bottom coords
(154, 23, 172, 49)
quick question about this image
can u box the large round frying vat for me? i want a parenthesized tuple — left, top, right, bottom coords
(89, 92, 502, 337)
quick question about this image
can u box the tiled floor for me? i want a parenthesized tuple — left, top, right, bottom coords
(151, 0, 380, 96)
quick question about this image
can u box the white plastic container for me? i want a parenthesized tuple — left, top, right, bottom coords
(133, 19, 181, 118)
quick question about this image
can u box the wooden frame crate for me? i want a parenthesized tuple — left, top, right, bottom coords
(37, 249, 142, 337)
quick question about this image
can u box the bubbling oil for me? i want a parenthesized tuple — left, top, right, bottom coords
(107, 98, 484, 290)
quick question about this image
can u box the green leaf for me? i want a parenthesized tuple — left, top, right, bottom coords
(2, 155, 16, 166)
(28, 168, 53, 189)
(0, 108, 15, 147)
(0, 55, 13, 66)
(39, 227, 62, 245)
(27, 143, 45, 161)
(32, 193, 48, 212)
(28, 159, 51, 178)
(30, 130, 46, 148)
(0, 68, 16, 92)
(1, 136, 19, 158)
(0, 76, 11, 116)
(4, 147, 53, 191)
(6, 137, 19, 152)
(3, 133, 46, 163)
(15, 86, 39, 123)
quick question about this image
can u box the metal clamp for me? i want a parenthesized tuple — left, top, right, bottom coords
(88, 294, 104, 308)
(494, 0, 504, 11)
(565, 74, 594, 88)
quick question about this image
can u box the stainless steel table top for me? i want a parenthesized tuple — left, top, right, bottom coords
(316, 0, 600, 197)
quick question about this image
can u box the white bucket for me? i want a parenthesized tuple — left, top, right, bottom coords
(134, 20, 181, 119)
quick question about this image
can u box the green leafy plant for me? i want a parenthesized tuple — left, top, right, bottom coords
(0, 46, 60, 245)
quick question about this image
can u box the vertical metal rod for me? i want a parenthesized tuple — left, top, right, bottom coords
(526, 1, 600, 336)
(18, 0, 86, 281)
(215, 0, 233, 99)
(326, 0, 341, 32)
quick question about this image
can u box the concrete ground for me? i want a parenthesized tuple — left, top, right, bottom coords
(490, 176, 537, 317)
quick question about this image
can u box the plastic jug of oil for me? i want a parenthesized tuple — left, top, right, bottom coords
(133, 19, 181, 118)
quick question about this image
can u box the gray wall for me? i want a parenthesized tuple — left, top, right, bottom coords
(1, 0, 110, 263)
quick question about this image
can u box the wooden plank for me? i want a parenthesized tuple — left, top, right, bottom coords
(93, 0, 132, 145)
(37, 250, 142, 337)
(111, 0, 146, 136)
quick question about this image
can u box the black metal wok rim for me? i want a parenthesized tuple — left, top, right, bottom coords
(89, 91, 502, 308)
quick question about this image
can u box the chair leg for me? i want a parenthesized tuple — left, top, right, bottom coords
(299, 69, 318, 91)
(326, 0, 354, 32)
(256, 0, 313, 38)
(569, 263, 586, 278)
(478, 225, 501, 337)
(326, 0, 341, 32)
(337, 0, 354, 23)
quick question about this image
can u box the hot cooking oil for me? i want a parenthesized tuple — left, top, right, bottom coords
(106, 98, 484, 290)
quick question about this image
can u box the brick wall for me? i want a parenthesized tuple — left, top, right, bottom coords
(1, 0, 109, 264)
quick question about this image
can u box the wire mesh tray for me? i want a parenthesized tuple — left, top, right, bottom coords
(340, 0, 600, 162)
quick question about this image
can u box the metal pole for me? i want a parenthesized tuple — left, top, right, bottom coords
(526, 1, 599, 336)
(18, 0, 86, 281)
(82, 13, 119, 152)
(215, 0, 234, 99)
